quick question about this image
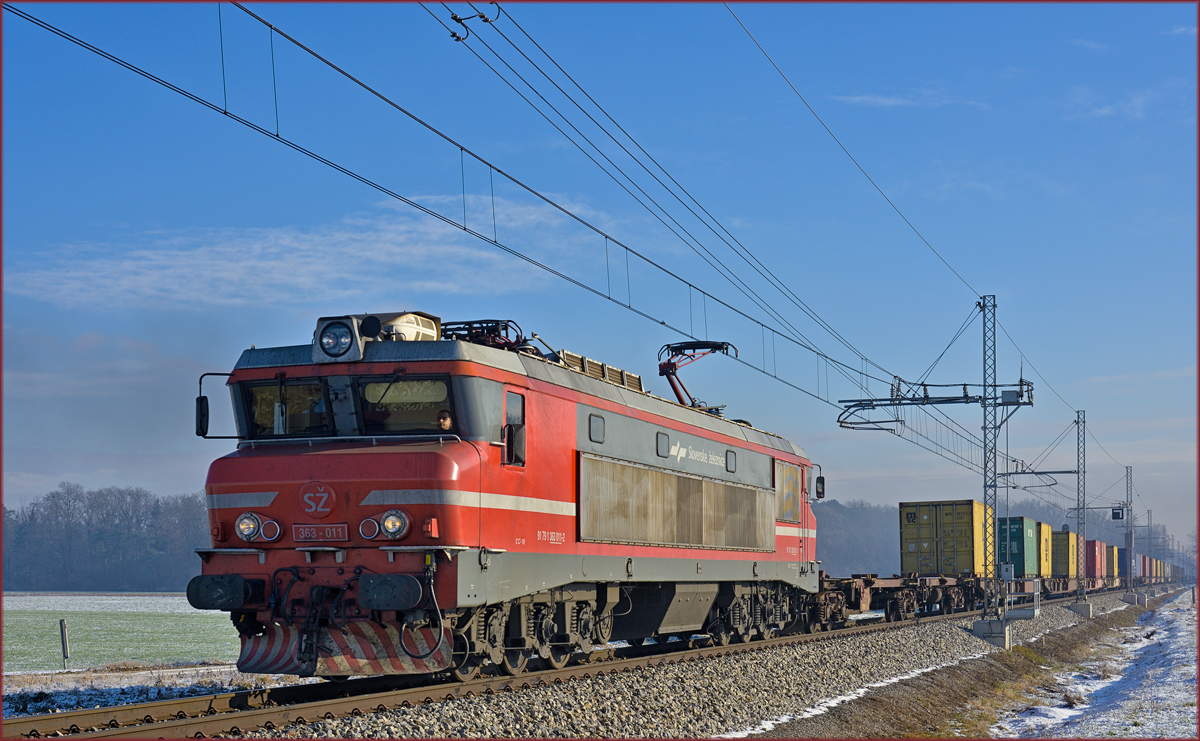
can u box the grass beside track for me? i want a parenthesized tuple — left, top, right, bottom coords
(3, 610, 237, 673)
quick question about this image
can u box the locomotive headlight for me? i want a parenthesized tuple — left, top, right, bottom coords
(380, 509, 410, 539)
(319, 322, 354, 357)
(235, 512, 262, 541)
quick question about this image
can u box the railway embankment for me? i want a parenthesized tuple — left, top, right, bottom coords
(754, 589, 1192, 739)
(234, 593, 1143, 739)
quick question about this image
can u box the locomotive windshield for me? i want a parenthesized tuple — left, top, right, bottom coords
(239, 375, 457, 438)
(359, 378, 453, 434)
(245, 381, 331, 438)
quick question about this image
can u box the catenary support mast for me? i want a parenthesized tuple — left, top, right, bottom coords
(1076, 409, 1086, 602)
(982, 295, 999, 617)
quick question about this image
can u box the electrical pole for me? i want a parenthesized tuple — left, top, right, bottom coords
(1076, 409, 1086, 602)
(982, 295, 999, 618)
(1125, 466, 1134, 593)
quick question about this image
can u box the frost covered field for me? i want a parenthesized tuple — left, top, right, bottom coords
(2, 592, 238, 673)
(992, 591, 1198, 738)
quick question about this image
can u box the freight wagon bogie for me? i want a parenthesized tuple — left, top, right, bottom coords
(190, 313, 822, 678)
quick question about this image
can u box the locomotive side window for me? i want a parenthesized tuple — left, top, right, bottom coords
(358, 378, 453, 434)
(503, 391, 526, 466)
(245, 381, 331, 438)
(588, 414, 605, 444)
(505, 391, 524, 425)
(725, 450, 737, 473)
(656, 432, 669, 458)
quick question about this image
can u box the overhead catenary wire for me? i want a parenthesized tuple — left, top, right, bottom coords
(426, 2, 877, 401)
(463, 2, 895, 383)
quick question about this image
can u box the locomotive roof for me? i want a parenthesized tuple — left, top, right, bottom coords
(234, 340, 808, 461)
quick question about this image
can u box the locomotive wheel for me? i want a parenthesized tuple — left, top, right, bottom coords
(732, 627, 753, 643)
(594, 611, 613, 645)
(500, 649, 529, 675)
(541, 645, 572, 670)
(708, 624, 732, 646)
(451, 636, 482, 682)
(452, 657, 481, 682)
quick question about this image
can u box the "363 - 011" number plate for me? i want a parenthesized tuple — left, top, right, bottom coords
(293, 523, 348, 541)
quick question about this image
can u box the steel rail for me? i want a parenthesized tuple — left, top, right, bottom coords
(5, 587, 1180, 739)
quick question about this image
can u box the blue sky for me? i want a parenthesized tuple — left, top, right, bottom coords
(4, 4, 1196, 546)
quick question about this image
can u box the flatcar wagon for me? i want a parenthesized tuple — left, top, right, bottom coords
(188, 312, 825, 679)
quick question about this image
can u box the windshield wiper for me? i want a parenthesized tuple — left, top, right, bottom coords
(368, 369, 406, 413)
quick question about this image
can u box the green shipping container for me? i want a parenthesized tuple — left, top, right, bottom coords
(998, 517, 1038, 577)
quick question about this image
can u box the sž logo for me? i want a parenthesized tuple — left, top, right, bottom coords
(299, 481, 337, 519)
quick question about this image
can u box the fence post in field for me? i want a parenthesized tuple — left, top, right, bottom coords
(59, 619, 70, 670)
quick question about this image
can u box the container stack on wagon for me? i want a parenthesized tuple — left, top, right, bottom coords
(899, 500, 993, 577)
(1051, 529, 1078, 577)
(997, 517, 1038, 578)
(891, 499, 1185, 615)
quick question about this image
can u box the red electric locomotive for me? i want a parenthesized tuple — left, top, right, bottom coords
(188, 312, 822, 679)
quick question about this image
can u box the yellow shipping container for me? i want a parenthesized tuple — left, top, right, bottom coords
(1106, 545, 1118, 577)
(1035, 522, 1051, 576)
(899, 500, 993, 576)
(1051, 530, 1078, 577)
(1035, 521, 1053, 577)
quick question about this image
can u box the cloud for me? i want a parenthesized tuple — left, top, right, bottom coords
(1063, 84, 1176, 120)
(3, 197, 614, 310)
(1070, 38, 1109, 51)
(830, 86, 988, 111)
(1163, 26, 1197, 36)
(831, 94, 917, 107)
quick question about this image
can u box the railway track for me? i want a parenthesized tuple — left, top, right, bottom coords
(5, 590, 1175, 739)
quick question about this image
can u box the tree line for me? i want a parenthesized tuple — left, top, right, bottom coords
(3, 483, 209, 592)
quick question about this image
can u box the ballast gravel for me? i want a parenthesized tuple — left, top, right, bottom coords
(247, 593, 1131, 739)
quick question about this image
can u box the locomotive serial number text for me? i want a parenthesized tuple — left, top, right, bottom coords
(293, 523, 349, 541)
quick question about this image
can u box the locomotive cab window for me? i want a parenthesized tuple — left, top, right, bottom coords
(358, 377, 454, 435)
(244, 380, 331, 438)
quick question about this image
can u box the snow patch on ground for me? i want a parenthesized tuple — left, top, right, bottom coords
(992, 591, 1198, 738)
(2, 664, 317, 718)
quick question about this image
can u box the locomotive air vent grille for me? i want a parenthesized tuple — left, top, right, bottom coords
(558, 349, 643, 393)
